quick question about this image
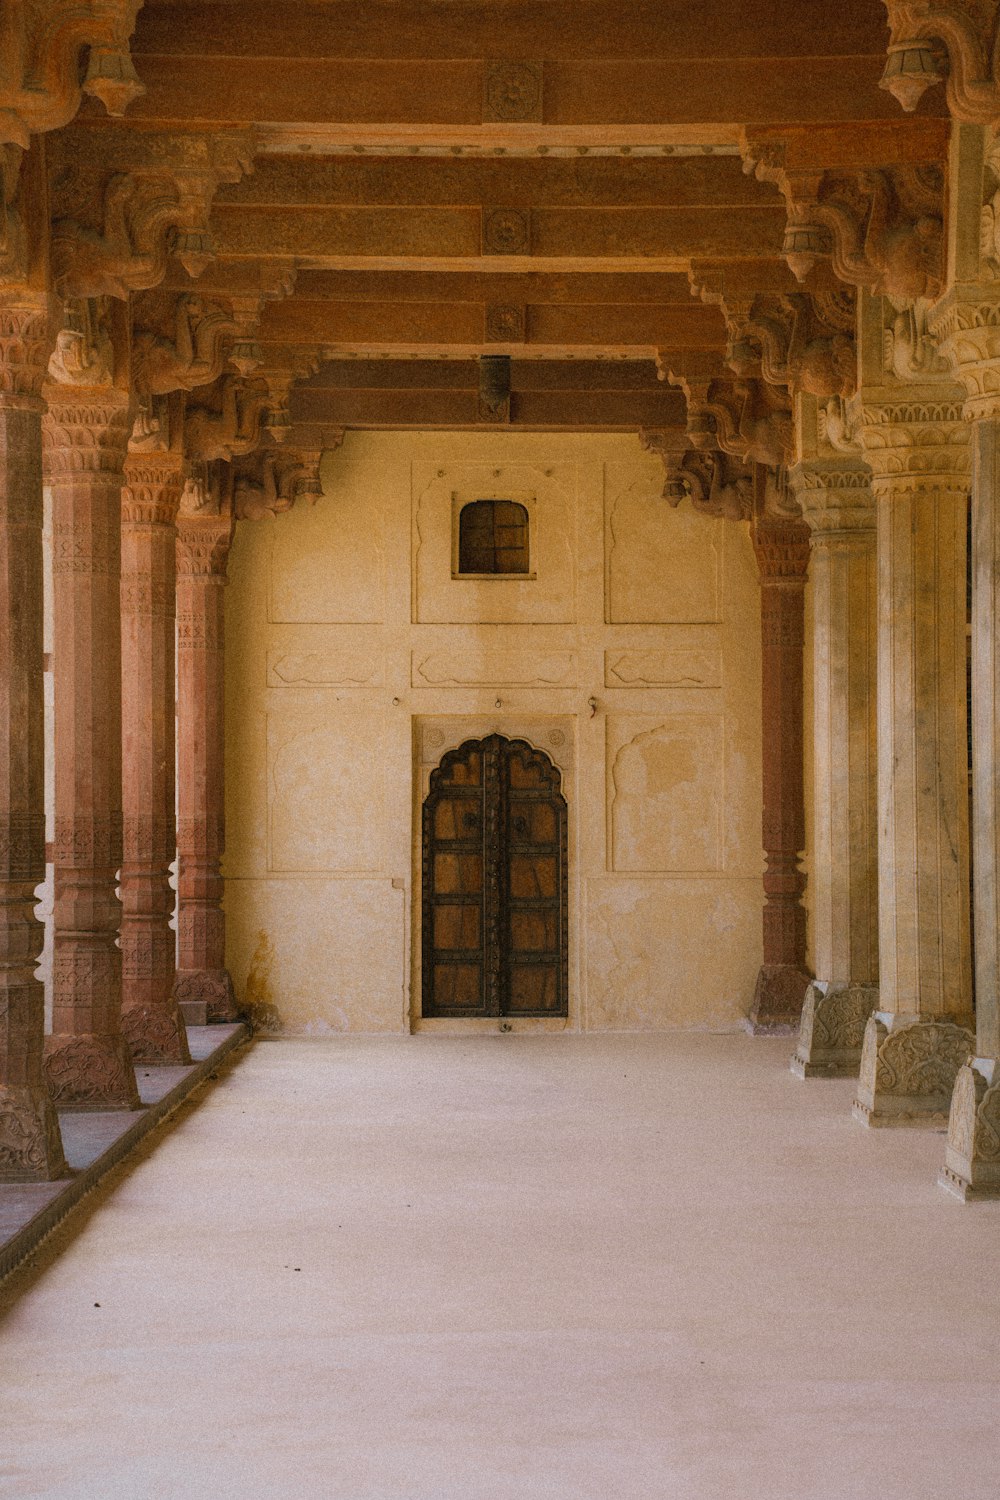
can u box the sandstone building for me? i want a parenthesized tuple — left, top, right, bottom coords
(2, 0, 1000, 1205)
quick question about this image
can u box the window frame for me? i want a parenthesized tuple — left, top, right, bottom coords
(451, 490, 536, 581)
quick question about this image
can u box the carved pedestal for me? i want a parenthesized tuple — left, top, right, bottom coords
(119, 445, 190, 1064)
(175, 511, 239, 1023)
(43, 383, 140, 1111)
(748, 516, 812, 1033)
(0, 300, 67, 1179)
(853, 296, 974, 1126)
(790, 456, 879, 1077)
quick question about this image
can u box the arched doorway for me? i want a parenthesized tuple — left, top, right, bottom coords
(422, 735, 568, 1018)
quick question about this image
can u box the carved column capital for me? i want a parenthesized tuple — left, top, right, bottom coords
(121, 447, 185, 529)
(790, 459, 876, 535)
(41, 385, 133, 483)
(176, 513, 233, 581)
(854, 386, 971, 494)
(928, 286, 1000, 422)
(0, 294, 57, 408)
(752, 517, 812, 583)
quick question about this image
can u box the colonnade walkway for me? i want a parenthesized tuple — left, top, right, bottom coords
(1, 1033, 999, 1499)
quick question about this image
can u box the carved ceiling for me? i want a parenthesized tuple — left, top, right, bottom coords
(0, 0, 957, 449)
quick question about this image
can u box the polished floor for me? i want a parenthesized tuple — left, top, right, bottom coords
(1, 1033, 998, 1499)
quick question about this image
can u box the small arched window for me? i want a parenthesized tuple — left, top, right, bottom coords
(457, 500, 530, 576)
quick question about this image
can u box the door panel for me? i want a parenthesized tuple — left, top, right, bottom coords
(422, 735, 567, 1018)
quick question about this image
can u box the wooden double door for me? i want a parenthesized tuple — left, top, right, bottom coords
(422, 735, 568, 1017)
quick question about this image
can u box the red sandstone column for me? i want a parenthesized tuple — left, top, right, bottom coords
(0, 297, 67, 1178)
(42, 371, 140, 1110)
(748, 513, 812, 1032)
(119, 428, 190, 1063)
(174, 508, 239, 1022)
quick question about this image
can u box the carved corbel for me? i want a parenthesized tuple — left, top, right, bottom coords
(744, 136, 945, 302)
(48, 129, 255, 298)
(132, 291, 237, 396)
(880, 0, 1000, 121)
(729, 291, 858, 401)
(640, 431, 753, 520)
(260, 349, 321, 443)
(51, 171, 184, 299)
(45, 295, 114, 386)
(231, 445, 308, 521)
(685, 376, 792, 471)
(185, 373, 269, 463)
(0, 1, 143, 148)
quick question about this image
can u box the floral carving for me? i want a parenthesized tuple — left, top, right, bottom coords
(483, 61, 544, 123)
(793, 983, 878, 1076)
(856, 1015, 974, 1123)
(0, 1087, 67, 1180)
(43, 1033, 139, 1110)
(483, 208, 530, 255)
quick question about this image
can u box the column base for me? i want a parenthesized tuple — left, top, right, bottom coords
(0, 1085, 68, 1181)
(43, 1032, 141, 1112)
(853, 1012, 975, 1127)
(120, 1001, 192, 1066)
(173, 968, 241, 1024)
(791, 982, 878, 1078)
(747, 963, 812, 1035)
(938, 1058, 1000, 1200)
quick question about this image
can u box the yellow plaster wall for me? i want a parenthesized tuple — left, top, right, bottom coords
(223, 431, 764, 1033)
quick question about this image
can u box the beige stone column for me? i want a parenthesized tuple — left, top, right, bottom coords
(791, 455, 879, 1078)
(0, 297, 67, 1178)
(119, 424, 190, 1064)
(42, 323, 140, 1111)
(930, 124, 1000, 1189)
(852, 293, 974, 1127)
(174, 506, 239, 1023)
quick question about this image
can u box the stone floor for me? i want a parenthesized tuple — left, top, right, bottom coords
(0, 1025, 247, 1280)
(1, 1033, 998, 1499)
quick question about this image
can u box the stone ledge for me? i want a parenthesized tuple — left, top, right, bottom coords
(0, 1024, 250, 1286)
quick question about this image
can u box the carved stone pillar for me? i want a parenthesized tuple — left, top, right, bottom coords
(930, 125, 1000, 1189)
(749, 511, 812, 1032)
(119, 429, 190, 1064)
(0, 297, 67, 1179)
(853, 292, 974, 1127)
(174, 508, 238, 1022)
(791, 456, 879, 1077)
(42, 340, 140, 1110)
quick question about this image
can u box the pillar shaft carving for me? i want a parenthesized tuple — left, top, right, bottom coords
(119, 434, 190, 1064)
(852, 293, 974, 1124)
(749, 511, 812, 1032)
(0, 293, 66, 1178)
(174, 506, 238, 1021)
(43, 368, 139, 1110)
(791, 453, 880, 1077)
